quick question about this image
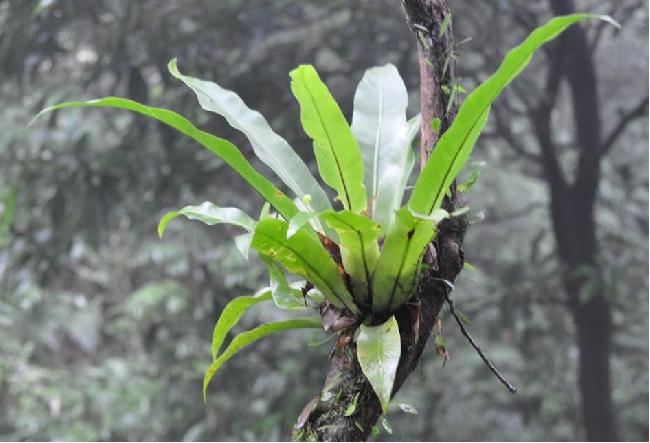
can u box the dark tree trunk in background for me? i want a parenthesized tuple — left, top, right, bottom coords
(534, 0, 624, 439)
(292, 0, 466, 440)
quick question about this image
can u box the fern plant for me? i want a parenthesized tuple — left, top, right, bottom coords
(33, 14, 614, 416)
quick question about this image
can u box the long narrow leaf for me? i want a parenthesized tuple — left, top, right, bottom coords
(409, 14, 615, 216)
(373, 115, 420, 231)
(158, 201, 255, 238)
(210, 292, 272, 361)
(168, 60, 332, 227)
(320, 210, 381, 307)
(290, 65, 367, 213)
(251, 218, 359, 315)
(372, 208, 436, 314)
(351, 64, 410, 224)
(32, 98, 299, 220)
(203, 317, 322, 400)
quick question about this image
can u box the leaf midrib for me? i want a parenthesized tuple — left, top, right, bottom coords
(301, 73, 354, 211)
(187, 79, 307, 204)
(371, 74, 384, 218)
(424, 26, 560, 215)
(328, 215, 374, 299)
(256, 231, 355, 313)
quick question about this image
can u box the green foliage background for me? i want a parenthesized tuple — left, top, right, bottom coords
(0, 0, 647, 440)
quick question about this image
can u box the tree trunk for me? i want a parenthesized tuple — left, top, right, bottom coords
(292, 1, 465, 440)
(541, 0, 618, 439)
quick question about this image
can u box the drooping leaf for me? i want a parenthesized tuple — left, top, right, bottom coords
(203, 317, 322, 400)
(320, 210, 381, 306)
(409, 14, 615, 217)
(251, 218, 359, 315)
(372, 208, 436, 314)
(260, 256, 309, 311)
(210, 292, 272, 361)
(32, 98, 299, 220)
(158, 201, 255, 238)
(351, 64, 409, 218)
(357, 316, 401, 414)
(168, 59, 332, 221)
(290, 65, 366, 213)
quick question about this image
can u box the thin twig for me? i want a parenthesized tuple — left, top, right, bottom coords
(442, 284, 517, 393)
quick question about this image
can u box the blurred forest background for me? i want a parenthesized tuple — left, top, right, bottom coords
(0, 0, 648, 441)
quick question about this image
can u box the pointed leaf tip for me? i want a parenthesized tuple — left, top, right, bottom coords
(167, 58, 180, 78)
(357, 316, 401, 414)
(598, 14, 620, 29)
(157, 211, 180, 238)
(203, 317, 322, 399)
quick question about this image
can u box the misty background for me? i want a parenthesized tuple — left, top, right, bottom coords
(0, 0, 647, 441)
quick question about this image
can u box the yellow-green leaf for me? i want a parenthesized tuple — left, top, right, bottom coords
(31, 97, 299, 220)
(290, 65, 367, 213)
(210, 292, 272, 361)
(203, 317, 322, 400)
(409, 14, 617, 216)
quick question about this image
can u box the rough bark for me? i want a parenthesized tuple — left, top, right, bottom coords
(292, 1, 466, 441)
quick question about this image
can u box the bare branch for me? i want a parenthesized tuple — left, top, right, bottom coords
(493, 103, 542, 163)
(443, 285, 517, 393)
(599, 96, 649, 157)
